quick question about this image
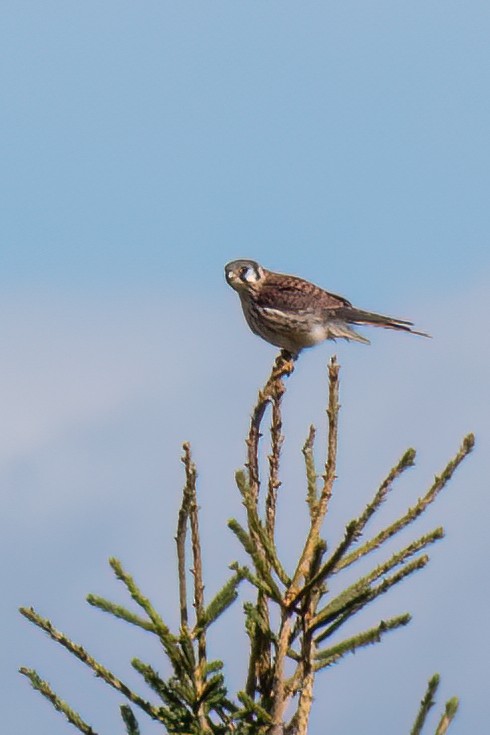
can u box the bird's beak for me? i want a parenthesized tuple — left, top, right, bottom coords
(225, 269, 239, 287)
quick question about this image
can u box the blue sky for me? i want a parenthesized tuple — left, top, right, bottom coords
(2, 3, 489, 734)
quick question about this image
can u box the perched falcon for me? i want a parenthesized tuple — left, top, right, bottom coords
(225, 259, 429, 354)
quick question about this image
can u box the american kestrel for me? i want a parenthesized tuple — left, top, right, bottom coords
(225, 259, 429, 354)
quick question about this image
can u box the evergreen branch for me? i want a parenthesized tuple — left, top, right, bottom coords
(311, 578, 370, 638)
(324, 447, 416, 577)
(334, 448, 417, 574)
(108, 558, 182, 667)
(289, 520, 358, 608)
(228, 521, 284, 600)
(131, 659, 216, 732)
(287, 540, 327, 648)
(236, 690, 274, 724)
(266, 365, 287, 540)
(313, 555, 428, 641)
(366, 552, 429, 598)
(229, 562, 282, 603)
(241, 353, 296, 704)
(131, 658, 169, 701)
(204, 659, 226, 675)
(244, 594, 278, 706)
(313, 613, 411, 670)
(269, 359, 340, 735)
(288, 542, 326, 735)
(19, 667, 98, 735)
(244, 594, 271, 699)
(285, 646, 302, 663)
(18, 345, 475, 735)
(318, 356, 340, 515)
(376, 528, 443, 577)
(19, 607, 163, 722)
(235, 467, 252, 499)
(236, 470, 290, 584)
(234, 473, 274, 576)
(317, 527, 442, 636)
(182, 442, 207, 676)
(287, 357, 340, 602)
(131, 658, 192, 705)
(197, 673, 224, 704)
(197, 672, 233, 714)
(243, 601, 277, 641)
(179, 626, 197, 671)
(410, 673, 440, 735)
(121, 705, 141, 735)
(338, 434, 475, 570)
(212, 691, 240, 722)
(294, 524, 442, 615)
(229, 510, 290, 587)
(132, 657, 235, 730)
(254, 521, 291, 587)
(287, 544, 326, 726)
(86, 594, 156, 632)
(300, 538, 328, 610)
(302, 425, 318, 516)
(198, 572, 243, 631)
(228, 516, 256, 557)
(435, 697, 459, 735)
(356, 447, 417, 529)
(176, 448, 191, 629)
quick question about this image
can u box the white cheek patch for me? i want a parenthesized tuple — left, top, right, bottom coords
(242, 267, 259, 283)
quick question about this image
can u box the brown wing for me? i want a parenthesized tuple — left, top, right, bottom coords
(257, 273, 352, 312)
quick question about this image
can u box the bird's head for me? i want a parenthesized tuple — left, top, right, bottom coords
(224, 259, 265, 293)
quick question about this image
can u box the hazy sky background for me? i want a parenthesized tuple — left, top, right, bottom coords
(2, 2, 489, 733)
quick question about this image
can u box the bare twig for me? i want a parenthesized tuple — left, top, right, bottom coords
(246, 350, 296, 505)
(176, 447, 191, 628)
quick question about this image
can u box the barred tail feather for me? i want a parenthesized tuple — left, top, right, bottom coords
(337, 307, 431, 338)
(328, 321, 371, 345)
